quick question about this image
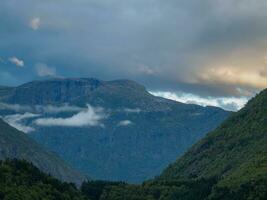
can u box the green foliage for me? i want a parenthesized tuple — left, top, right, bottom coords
(80, 177, 217, 200)
(157, 89, 267, 199)
(79, 175, 267, 200)
(81, 181, 126, 200)
(0, 159, 87, 200)
(1, 162, 266, 200)
(0, 119, 84, 184)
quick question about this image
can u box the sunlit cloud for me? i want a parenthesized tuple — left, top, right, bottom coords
(197, 66, 267, 90)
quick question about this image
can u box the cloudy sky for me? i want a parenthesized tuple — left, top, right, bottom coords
(1, 0, 267, 110)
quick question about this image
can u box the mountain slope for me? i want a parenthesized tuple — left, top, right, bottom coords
(2, 80, 266, 199)
(0, 159, 87, 200)
(77, 89, 267, 200)
(0, 119, 85, 185)
(159, 89, 267, 194)
(0, 78, 230, 183)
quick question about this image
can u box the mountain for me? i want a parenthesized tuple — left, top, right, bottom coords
(0, 159, 86, 200)
(0, 119, 85, 185)
(78, 89, 267, 200)
(156, 88, 267, 198)
(0, 78, 230, 183)
(0, 78, 161, 109)
(2, 82, 266, 200)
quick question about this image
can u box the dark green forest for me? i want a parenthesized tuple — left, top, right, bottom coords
(1, 159, 267, 200)
(0, 159, 85, 200)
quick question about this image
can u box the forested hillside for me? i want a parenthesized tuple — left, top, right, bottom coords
(0, 119, 85, 184)
(0, 159, 87, 200)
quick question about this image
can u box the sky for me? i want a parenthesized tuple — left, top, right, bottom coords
(1, 0, 267, 111)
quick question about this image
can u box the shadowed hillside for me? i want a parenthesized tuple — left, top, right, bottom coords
(0, 119, 85, 185)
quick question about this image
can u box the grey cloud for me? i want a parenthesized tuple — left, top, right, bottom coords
(123, 108, 141, 113)
(35, 63, 56, 77)
(0, 71, 19, 86)
(0, 57, 5, 63)
(0, 103, 32, 112)
(1, 0, 267, 98)
(29, 17, 41, 30)
(35, 104, 84, 114)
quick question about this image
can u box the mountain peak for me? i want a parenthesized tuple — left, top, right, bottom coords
(0, 77, 153, 108)
(243, 88, 267, 110)
(21, 77, 103, 87)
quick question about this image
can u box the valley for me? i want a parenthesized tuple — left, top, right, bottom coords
(0, 78, 230, 183)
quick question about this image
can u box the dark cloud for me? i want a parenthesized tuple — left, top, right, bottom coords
(0, 0, 267, 98)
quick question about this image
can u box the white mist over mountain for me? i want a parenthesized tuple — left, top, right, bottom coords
(150, 91, 249, 111)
